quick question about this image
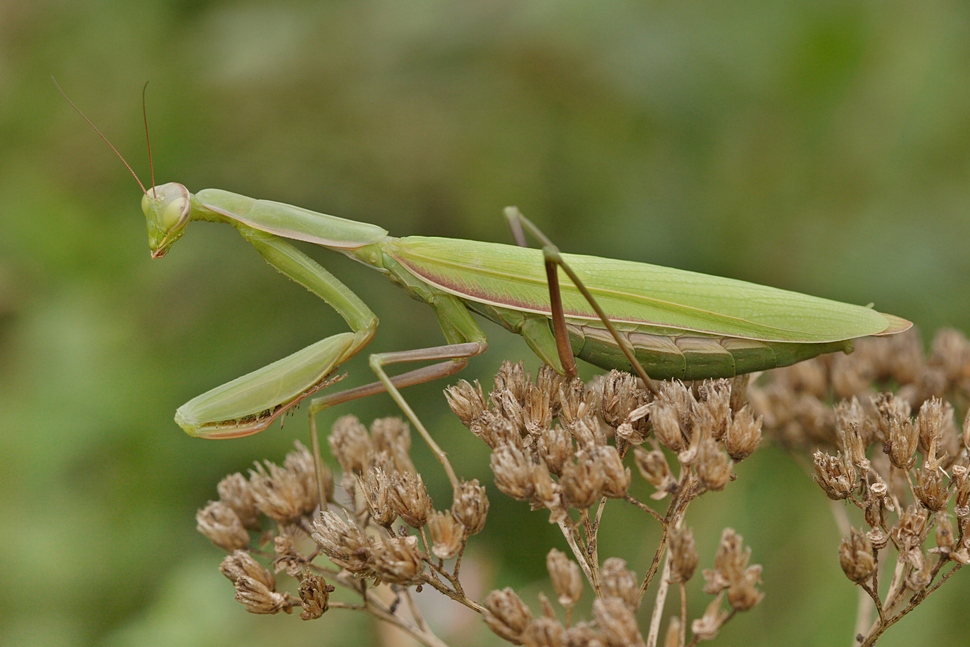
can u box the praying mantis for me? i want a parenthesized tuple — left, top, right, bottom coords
(59, 82, 911, 483)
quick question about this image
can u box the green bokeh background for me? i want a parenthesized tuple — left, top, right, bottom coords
(2, 2, 969, 646)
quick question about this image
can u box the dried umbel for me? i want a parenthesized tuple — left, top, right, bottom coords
(194, 329, 969, 647)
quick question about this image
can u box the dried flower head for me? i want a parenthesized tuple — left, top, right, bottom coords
(197, 500, 250, 552)
(310, 510, 373, 576)
(220, 550, 275, 590)
(600, 558, 638, 610)
(370, 535, 425, 585)
(298, 572, 334, 620)
(248, 443, 321, 524)
(217, 472, 260, 530)
(593, 596, 645, 647)
(546, 548, 583, 608)
(483, 587, 533, 643)
(839, 528, 876, 584)
(633, 447, 676, 498)
(445, 379, 487, 427)
(724, 407, 762, 461)
(668, 526, 699, 584)
(387, 470, 433, 528)
(428, 510, 464, 559)
(329, 415, 375, 474)
(370, 417, 415, 473)
(452, 479, 489, 536)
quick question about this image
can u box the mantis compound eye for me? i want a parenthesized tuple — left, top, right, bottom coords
(161, 196, 189, 230)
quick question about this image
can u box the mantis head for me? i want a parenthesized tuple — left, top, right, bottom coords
(143, 182, 192, 258)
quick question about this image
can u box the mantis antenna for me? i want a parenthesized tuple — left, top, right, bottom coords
(52, 76, 151, 197)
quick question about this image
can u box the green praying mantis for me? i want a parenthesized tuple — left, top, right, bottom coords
(60, 82, 911, 482)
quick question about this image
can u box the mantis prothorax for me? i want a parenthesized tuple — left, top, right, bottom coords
(60, 81, 912, 496)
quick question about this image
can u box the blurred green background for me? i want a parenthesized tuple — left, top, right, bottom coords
(2, 2, 969, 646)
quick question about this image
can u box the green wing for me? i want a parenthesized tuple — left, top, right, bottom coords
(387, 236, 906, 344)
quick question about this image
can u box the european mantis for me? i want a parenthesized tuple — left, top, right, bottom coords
(59, 82, 911, 486)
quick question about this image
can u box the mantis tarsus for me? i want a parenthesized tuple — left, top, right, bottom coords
(60, 82, 911, 492)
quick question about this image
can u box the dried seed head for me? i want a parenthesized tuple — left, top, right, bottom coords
(891, 506, 929, 554)
(370, 417, 415, 473)
(916, 398, 948, 460)
(633, 447, 676, 498)
(298, 572, 334, 620)
(452, 479, 489, 536)
(590, 445, 631, 499)
(560, 452, 604, 510)
(691, 593, 729, 641)
(559, 378, 599, 426)
(547, 549, 583, 608)
(593, 596, 645, 647)
(954, 466, 970, 518)
(197, 500, 250, 552)
(835, 398, 870, 470)
(934, 512, 956, 556)
(563, 623, 603, 647)
(370, 535, 425, 585)
(652, 401, 687, 453)
(521, 616, 566, 647)
(217, 473, 260, 530)
(329, 415, 375, 474)
(907, 554, 934, 591)
(493, 388, 526, 433)
(530, 463, 565, 521)
(492, 444, 538, 501)
(478, 411, 525, 449)
(704, 529, 763, 611)
(914, 465, 949, 512)
(249, 450, 319, 525)
(601, 370, 648, 427)
(387, 470, 433, 528)
(696, 438, 733, 491)
(524, 382, 555, 436)
(232, 574, 292, 615)
(724, 407, 762, 461)
(494, 361, 528, 403)
(600, 558, 638, 610)
(273, 533, 306, 578)
(537, 424, 574, 476)
(838, 528, 876, 583)
(310, 509, 372, 575)
(483, 587, 533, 643)
(696, 380, 732, 441)
(428, 510, 465, 559)
(566, 415, 607, 448)
(445, 379, 487, 427)
(360, 467, 396, 527)
(873, 394, 916, 468)
(220, 550, 275, 590)
(668, 526, 699, 584)
(812, 450, 856, 500)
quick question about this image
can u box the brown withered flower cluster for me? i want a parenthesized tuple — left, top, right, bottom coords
(195, 328, 969, 647)
(446, 362, 766, 645)
(749, 328, 970, 646)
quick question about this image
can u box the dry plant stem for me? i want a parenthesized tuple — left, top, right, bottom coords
(646, 544, 672, 647)
(859, 564, 961, 647)
(336, 599, 450, 647)
(558, 517, 600, 593)
(679, 581, 688, 647)
(625, 494, 665, 523)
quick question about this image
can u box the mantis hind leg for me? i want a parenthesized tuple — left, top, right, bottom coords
(503, 207, 658, 394)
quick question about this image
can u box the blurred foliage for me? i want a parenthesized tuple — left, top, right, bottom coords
(0, 1, 968, 646)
